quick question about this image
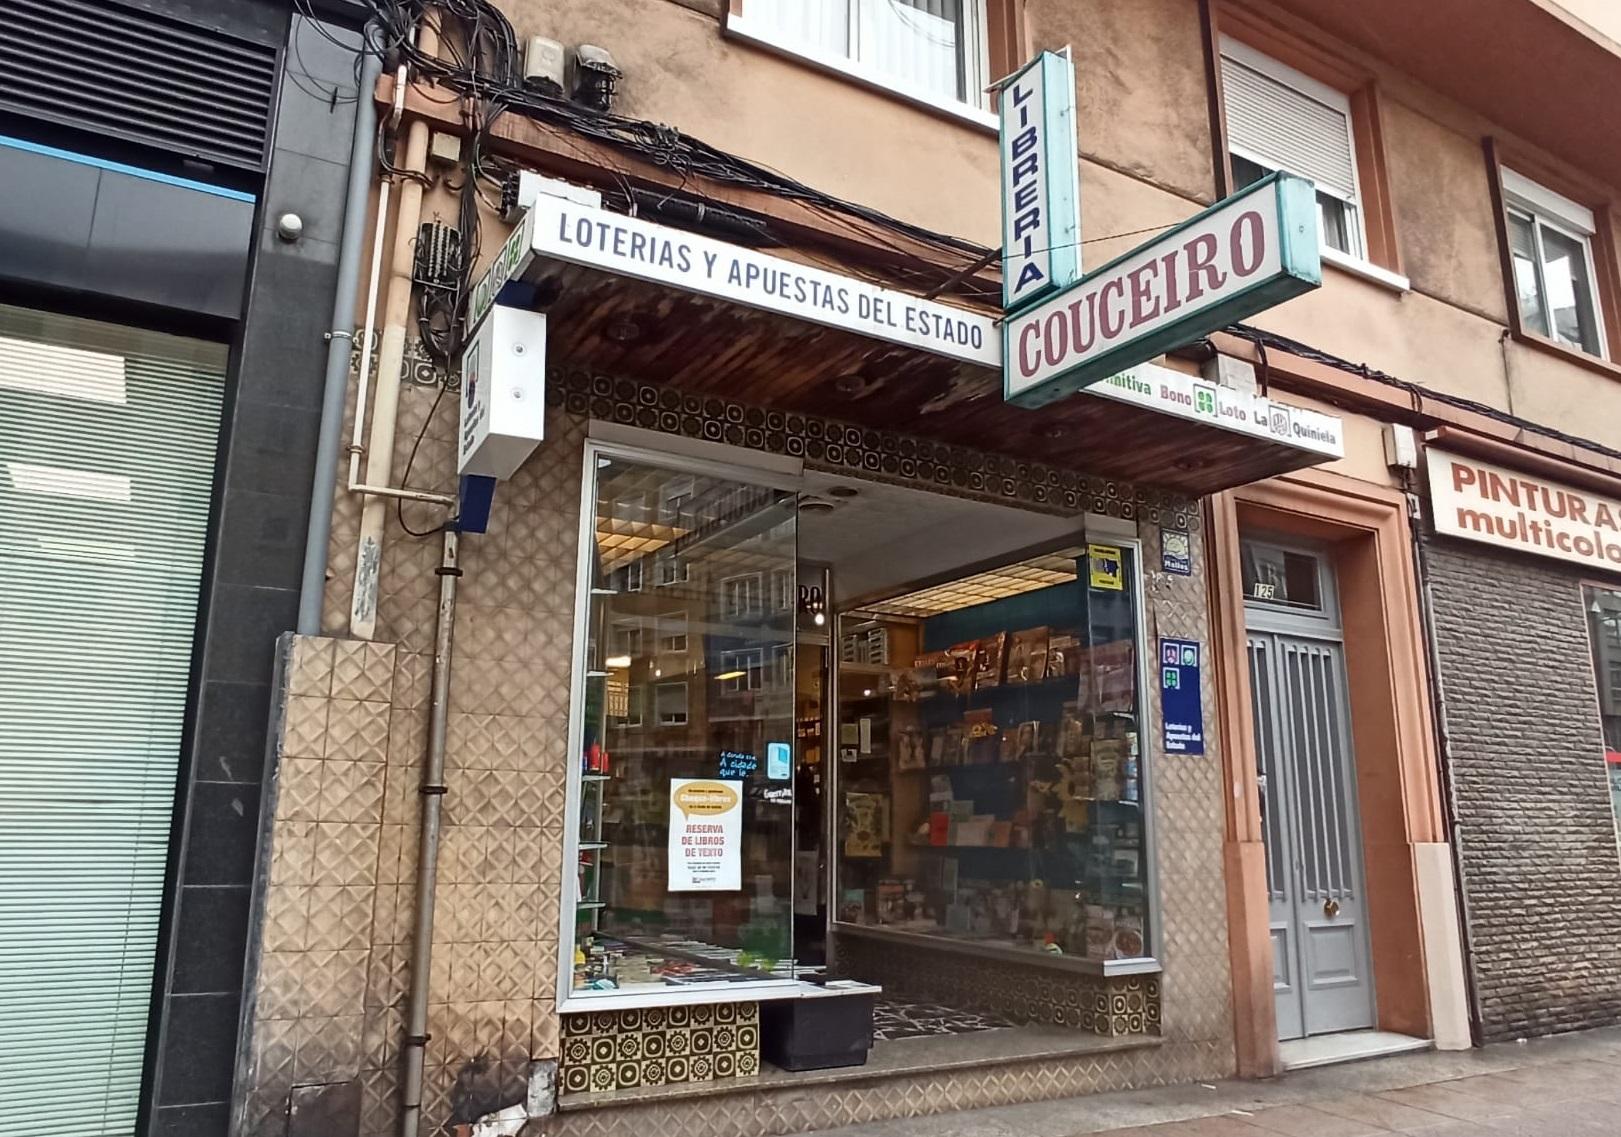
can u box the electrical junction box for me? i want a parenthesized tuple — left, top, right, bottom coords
(458, 304, 547, 479)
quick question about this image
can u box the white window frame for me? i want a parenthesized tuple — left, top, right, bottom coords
(619, 684, 645, 729)
(621, 559, 644, 593)
(610, 619, 645, 660)
(770, 642, 794, 689)
(657, 611, 688, 655)
(1501, 167, 1608, 360)
(659, 476, 694, 522)
(1219, 37, 1369, 263)
(655, 550, 689, 587)
(720, 572, 763, 620)
(654, 680, 689, 727)
(725, 0, 996, 131)
(769, 566, 795, 612)
(719, 648, 765, 693)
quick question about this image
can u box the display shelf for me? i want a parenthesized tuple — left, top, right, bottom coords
(581, 773, 612, 783)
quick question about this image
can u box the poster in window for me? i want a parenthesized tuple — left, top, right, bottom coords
(1088, 543, 1124, 591)
(667, 778, 743, 891)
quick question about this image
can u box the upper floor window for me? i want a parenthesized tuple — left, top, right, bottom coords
(1501, 168, 1607, 359)
(1220, 38, 1363, 259)
(730, 0, 990, 113)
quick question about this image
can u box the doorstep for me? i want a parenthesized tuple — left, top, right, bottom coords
(1279, 1030, 1431, 1071)
(558, 1023, 1161, 1112)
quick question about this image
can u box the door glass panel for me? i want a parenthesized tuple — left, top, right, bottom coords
(573, 457, 798, 995)
(1241, 541, 1323, 611)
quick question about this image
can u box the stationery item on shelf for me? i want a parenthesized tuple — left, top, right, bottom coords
(1058, 702, 1088, 757)
(928, 730, 947, 765)
(929, 775, 954, 810)
(891, 666, 920, 702)
(858, 716, 873, 755)
(838, 888, 867, 923)
(844, 792, 887, 857)
(896, 727, 926, 771)
(972, 631, 1008, 690)
(1123, 753, 1141, 803)
(876, 879, 907, 923)
(1114, 911, 1146, 958)
(1092, 739, 1125, 801)
(964, 709, 998, 763)
(1087, 639, 1137, 714)
(989, 820, 1013, 848)
(929, 812, 951, 847)
(941, 722, 966, 766)
(1048, 634, 1083, 678)
(944, 641, 978, 693)
(1085, 904, 1116, 960)
(1006, 626, 1051, 683)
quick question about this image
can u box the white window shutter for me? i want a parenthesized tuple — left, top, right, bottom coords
(1222, 51, 1358, 200)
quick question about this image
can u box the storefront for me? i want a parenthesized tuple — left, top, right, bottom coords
(1418, 443, 1621, 1041)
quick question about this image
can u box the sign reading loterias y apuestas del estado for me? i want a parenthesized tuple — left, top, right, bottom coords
(997, 51, 1322, 409)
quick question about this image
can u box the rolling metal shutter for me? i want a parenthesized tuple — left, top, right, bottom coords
(1221, 49, 1357, 200)
(0, 304, 226, 1133)
(0, 0, 277, 172)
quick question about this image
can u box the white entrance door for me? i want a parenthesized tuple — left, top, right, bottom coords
(1242, 540, 1375, 1040)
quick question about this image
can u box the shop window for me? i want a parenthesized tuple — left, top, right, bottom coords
(569, 452, 799, 1002)
(1585, 587, 1621, 848)
(1501, 169, 1607, 359)
(655, 551, 689, 587)
(728, 0, 992, 114)
(834, 544, 1154, 965)
(1220, 38, 1364, 259)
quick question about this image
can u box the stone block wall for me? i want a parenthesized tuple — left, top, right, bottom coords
(1423, 533, 1621, 1040)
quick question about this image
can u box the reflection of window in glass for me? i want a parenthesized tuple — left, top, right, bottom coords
(616, 492, 651, 522)
(1221, 39, 1363, 258)
(611, 620, 644, 659)
(1585, 588, 1621, 831)
(721, 573, 763, 619)
(654, 681, 689, 726)
(659, 476, 694, 522)
(655, 551, 688, 587)
(1503, 169, 1606, 358)
(657, 612, 688, 654)
(770, 642, 793, 688)
(619, 685, 645, 728)
(770, 566, 794, 612)
(735, 0, 990, 109)
(619, 559, 644, 593)
(1241, 542, 1322, 610)
(719, 649, 764, 692)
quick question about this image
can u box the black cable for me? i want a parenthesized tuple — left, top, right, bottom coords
(396, 382, 450, 538)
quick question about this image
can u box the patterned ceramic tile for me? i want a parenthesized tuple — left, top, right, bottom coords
(282, 697, 330, 761)
(559, 1003, 761, 1095)
(289, 637, 336, 698)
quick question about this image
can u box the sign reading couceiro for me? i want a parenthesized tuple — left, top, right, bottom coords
(1004, 171, 1320, 408)
(1428, 449, 1621, 572)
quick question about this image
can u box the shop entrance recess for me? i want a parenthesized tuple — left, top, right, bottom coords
(1241, 538, 1375, 1041)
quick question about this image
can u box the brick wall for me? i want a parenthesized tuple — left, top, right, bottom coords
(1423, 534, 1621, 1040)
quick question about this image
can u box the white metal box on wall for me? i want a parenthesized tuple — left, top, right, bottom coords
(458, 304, 547, 478)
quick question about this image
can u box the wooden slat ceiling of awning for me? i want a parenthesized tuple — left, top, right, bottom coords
(520, 257, 1327, 497)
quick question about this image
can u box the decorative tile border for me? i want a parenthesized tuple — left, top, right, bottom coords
(560, 1004, 761, 1094)
(549, 369, 1197, 527)
(833, 933, 1160, 1038)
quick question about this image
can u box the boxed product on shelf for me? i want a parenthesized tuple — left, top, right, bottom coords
(1047, 633, 1083, 678)
(1091, 739, 1125, 801)
(1085, 904, 1116, 960)
(1005, 626, 1051, 683)
(972, 631, 1008, 689)
(943, 641, 978, 693)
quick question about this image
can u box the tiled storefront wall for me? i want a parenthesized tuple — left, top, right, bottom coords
(238, 353, 1232, 1134)
(1423, 535, 1621, 1040)
(832, 934, 1162, 1037)
(559, 1004, 761, 1094)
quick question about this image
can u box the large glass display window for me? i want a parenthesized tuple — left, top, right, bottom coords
(562, 448, 802, 1004)
(832, 543, 1156, 969)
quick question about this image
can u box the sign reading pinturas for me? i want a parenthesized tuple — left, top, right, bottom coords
(668, 778, 743, 892)
(999, 49, 1080, 311)
(1428, 449, 1621, 573)
(1004, 171, 1321, 408)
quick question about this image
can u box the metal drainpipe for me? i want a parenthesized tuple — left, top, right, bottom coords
(297, 22, 384, 634)
(1405, 486, 1485, 1047)
(349, 17, 439, 640)
(400, 526, 459, 1137)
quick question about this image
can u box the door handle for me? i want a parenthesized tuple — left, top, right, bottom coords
(1323, 898, 1341, 919)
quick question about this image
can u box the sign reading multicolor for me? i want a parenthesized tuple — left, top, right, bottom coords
(999, 50, 1081, 311)
(1004, 171, 1322, 407)
(1428, 449, 1621, 573)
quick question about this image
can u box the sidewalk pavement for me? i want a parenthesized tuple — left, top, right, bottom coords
(801, 1026, 1621, 1137)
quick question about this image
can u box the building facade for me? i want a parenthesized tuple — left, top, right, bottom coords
(6, 2, 1621, 1137)
(0, 1, 369, 1134)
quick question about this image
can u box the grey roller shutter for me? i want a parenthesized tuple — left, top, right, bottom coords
(1221, 50, 1357, 199)
(0, 305, 226, 1134)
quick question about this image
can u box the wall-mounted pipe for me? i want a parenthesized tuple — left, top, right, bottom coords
(296, 23, 384, 634)
(349, 19, 440, 640)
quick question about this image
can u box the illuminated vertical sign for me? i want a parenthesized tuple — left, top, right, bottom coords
(999, 49, 1081, 312)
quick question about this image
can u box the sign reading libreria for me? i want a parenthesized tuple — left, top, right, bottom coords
(1428, 449, 1621, 573)
(1000, 50, 1080, 311)
(1004, 171, 1321, 408)
(518, 195, 998, 367)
